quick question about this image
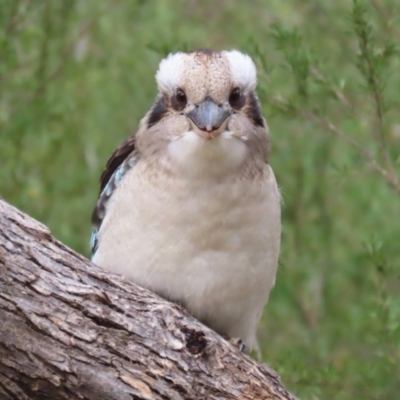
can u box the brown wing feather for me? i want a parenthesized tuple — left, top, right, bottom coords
(99, 133, 136, 192)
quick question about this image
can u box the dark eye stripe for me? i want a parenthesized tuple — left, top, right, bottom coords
(148, 91, 264, 128)
(246, 92, 264, 127)
(148, 95, 168, 128)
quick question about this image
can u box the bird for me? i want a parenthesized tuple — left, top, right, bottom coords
(91, 49, 281, 352)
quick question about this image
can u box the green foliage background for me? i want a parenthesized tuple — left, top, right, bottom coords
(1, 1, 399, 398)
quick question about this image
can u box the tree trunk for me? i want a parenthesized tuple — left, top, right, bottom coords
(0, 199, 298, 400)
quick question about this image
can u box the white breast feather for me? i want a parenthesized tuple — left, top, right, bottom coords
(93, 135, 281, 350)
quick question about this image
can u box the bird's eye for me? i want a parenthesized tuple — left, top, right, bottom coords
(229, 87, 241, 108)
(176, 89, 187, 107)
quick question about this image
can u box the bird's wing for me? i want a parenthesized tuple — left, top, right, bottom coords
(99, 133, 136, 193)
(91, 133, 139, 257)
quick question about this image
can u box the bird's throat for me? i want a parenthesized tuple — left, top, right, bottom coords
(168, 130, 247, 179)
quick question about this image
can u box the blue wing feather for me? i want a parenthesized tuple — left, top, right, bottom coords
(90, 155, 138, 259)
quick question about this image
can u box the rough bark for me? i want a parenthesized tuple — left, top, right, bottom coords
(0, 199, 298, 400)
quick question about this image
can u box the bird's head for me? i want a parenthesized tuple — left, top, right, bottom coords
(137, 50, 270, 177)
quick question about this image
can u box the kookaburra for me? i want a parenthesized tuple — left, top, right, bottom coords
(91, 49, 281, 351)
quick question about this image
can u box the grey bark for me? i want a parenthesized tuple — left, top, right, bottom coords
(0, 199, 298, 400)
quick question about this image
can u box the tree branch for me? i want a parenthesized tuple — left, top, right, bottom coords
(0, 199, 297, 400)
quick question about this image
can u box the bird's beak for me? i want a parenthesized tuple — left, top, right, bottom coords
(187, 97, 232, 139)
